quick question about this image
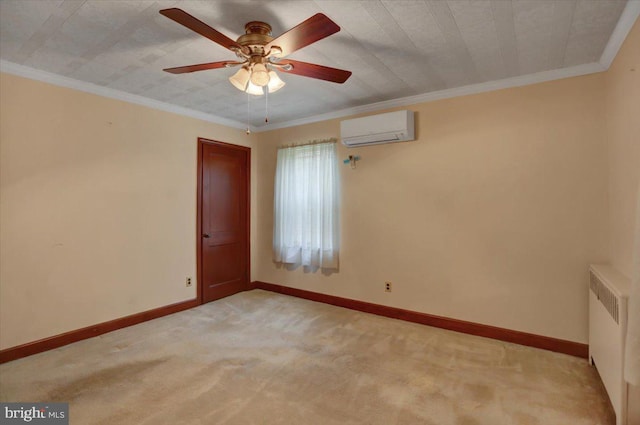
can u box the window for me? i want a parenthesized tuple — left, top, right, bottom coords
(273, 141, 339, 269)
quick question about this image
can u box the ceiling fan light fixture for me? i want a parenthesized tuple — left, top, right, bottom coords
(267, 70, 285, 93)
(229, 66, 250, 91)
(250, 63, 270, 86)
(245, 80, 264, 96)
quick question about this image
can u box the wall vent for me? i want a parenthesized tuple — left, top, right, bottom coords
(590, 270, 620, 324)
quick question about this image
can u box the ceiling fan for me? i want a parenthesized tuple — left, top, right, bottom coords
(159, 8, 352, 95)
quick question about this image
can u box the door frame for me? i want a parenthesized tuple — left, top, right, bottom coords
(196, 137, 251, 304)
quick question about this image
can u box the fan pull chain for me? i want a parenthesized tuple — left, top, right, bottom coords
(265, 88, 269, 124)
(246, 91, 251, 135)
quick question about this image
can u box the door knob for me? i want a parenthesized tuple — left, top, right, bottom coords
(203, 233, 210, 238)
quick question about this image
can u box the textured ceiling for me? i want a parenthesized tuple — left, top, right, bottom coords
(0, 0, 632, 129)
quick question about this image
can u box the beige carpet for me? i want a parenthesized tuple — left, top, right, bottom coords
(0, 290, 613, 425)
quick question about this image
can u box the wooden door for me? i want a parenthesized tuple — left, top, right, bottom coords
(198, 138, 250, 303)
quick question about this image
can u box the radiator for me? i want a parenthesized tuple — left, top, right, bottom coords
(589, 264, 631, 425)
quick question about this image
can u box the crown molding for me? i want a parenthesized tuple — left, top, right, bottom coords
(599, 0, 640, 69)
(0, 60, 249, 131)
(256, 62, 606, 132)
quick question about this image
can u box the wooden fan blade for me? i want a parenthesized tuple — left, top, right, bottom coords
(160, 8, 245, 53)
(163, 61, 235, 74)
(266, 13, 340, 57)
(278, 59, 352, 83)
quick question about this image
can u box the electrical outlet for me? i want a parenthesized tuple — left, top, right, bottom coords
(186, 277, 192, 287)
(385, 281, 392, 292)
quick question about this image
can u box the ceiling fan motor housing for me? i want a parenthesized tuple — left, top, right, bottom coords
(237, 22, 275, 57)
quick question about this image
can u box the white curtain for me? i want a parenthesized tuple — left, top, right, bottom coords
(624, 184, 640, 385)
(273, 141, 339, 269)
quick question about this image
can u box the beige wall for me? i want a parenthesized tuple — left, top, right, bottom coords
(603, 19, 640, 425)
(0, 73, 258, 349)
(605, 20, 640, 279)
(256, 74, 609, 344)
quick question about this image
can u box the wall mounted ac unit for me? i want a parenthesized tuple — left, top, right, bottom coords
(340, 110, 415, 147)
